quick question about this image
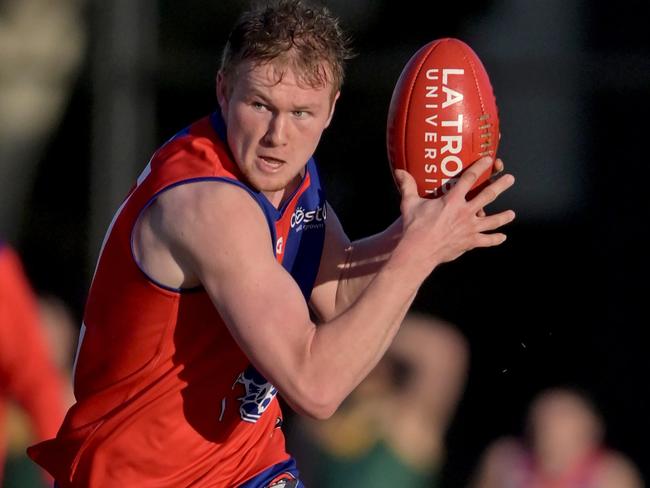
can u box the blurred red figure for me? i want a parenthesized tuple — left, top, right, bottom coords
(471, 387, 643, 488)
(0, 243, 67, 484)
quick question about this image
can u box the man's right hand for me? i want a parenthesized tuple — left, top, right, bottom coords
(394, 156, 515, 273)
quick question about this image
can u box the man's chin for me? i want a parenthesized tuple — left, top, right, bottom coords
(248, 172, 299, 194)
(251, 179, 287, 194)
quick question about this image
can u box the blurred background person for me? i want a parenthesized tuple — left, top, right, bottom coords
(0, 0, 85, 242)
(288, 312, 469, 487)
(0, 243, 69, 487)
(471, 387, 644, 488)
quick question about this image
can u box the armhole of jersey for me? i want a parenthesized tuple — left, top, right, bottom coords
(129, 176, 265, 293)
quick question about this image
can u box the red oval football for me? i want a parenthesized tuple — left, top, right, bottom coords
(387, 38, 499, 198)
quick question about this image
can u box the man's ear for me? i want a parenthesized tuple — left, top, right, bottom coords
(324, 90, 340, 129)
(216, 71, 229, 116)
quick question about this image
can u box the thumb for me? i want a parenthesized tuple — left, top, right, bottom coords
(394, 169, 419, 198)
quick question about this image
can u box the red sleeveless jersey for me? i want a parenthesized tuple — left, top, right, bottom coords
(28, 112, 327, 487)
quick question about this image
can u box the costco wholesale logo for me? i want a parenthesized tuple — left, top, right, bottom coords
(290, 204, 326, 231)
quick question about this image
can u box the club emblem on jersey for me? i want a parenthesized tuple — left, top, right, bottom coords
(267, 474, 297, 488)
(235, 366, 278, 423)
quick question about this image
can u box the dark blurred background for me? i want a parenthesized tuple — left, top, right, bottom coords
(1, 0, 648, 485)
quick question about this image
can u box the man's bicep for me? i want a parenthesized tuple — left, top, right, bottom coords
(210, 250, 314, 381)
(170, 183, 315, 390)
(203, 230, 317, 397)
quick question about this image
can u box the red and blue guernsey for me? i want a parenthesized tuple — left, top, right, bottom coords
(28, 111, 326, 487)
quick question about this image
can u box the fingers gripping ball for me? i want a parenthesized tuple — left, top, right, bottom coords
(387, 38, 500, 198)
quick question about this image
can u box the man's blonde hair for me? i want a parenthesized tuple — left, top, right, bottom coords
(220, 0, 354, 93)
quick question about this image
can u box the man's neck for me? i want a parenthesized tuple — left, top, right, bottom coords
(263, 172, 304, 209)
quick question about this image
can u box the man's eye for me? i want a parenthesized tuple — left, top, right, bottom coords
(293, 110, 306, 118)
(252, 102, 266, 111)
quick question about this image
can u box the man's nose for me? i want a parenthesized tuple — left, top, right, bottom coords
(262, 113, 288, 146)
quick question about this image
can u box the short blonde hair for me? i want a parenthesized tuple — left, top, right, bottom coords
(220, 0, 354, 92)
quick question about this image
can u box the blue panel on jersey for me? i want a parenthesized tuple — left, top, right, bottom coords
(279, 160, 326, 301)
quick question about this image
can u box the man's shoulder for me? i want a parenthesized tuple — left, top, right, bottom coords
(156, 179, 266, 230)
(148, 114, 236, 182)
(133, 179, 273, 289)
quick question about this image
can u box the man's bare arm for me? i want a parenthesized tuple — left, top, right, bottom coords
(135, 157, 514, 419)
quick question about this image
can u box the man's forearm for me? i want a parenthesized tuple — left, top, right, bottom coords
(302, 236, 429, 417)
(334, 217, 403, 313)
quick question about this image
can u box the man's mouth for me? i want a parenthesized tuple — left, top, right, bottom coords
(258, 156, 285, 171)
